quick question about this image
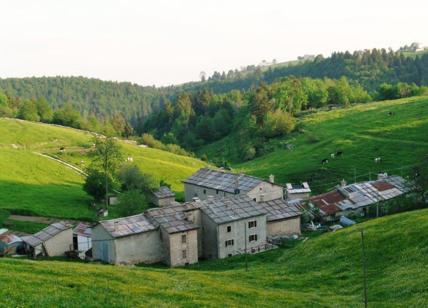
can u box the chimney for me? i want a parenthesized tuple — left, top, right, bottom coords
(377, 172, 388, 180)
(207, 195, 214, 202)
(114, 221, 119, 231)
(259, 194, 265, 202)
(269, 174, 275, 184)
(234, 175, 241, 195)
(340, 179, 347, 187)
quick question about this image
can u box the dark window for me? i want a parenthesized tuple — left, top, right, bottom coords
(203, 189, 206, 194)
(253, 198, 256, 202)
(216, 189, 219, 194)
(249, 234, 258, 242)
(181, 234, 186, 244)
(225, 239, 234, 247)
(182, 250, 187, 259)
(228, 254, 232, 257)
(227, 226, 231, 232)
(248, 221, 257, 228)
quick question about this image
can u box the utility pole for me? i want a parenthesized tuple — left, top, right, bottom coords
(360, 229, 368, 308)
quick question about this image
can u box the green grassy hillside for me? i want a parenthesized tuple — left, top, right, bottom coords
(0, 118, 207, 220)
(203, 96, 428, 193)
(1, 208, 427, 306)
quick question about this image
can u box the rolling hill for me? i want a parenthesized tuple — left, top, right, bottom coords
(201, 96, 428, 193)
(0, 118, 207, 220)
(0, 208, 427, 306)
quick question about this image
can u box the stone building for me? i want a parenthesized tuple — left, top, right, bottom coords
(150, 186, 176, 207)
(92, 214, 164, 265)
(183, 168, 283, 202)
(199, 196, 269, 259)
(146, 205, 199, 266)
(22, 222, 73, 258)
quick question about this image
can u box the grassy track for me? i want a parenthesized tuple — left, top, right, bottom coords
(0, 208, 427, 306)
(0, 118, 207, 220)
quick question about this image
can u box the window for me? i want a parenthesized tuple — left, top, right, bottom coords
(253, 198, 256, 202)
(228, 253, 232, 258)
(249, 234, 258, 242)
(181, 234, 186, 244)
(227, 226, 231, 232)
(203, 189, 206, 194)
(216, 189, 219, 194)
(225, 239, 234, 247)
(182, 250, 187, 259)
(248, 221, 257, 228)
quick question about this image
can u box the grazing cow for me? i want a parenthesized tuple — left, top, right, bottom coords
(374, 157, 381, 163)
(330, 153, 335, 158)
(388, 111, 395, 116)
(336, 151, 343, 157)
(321, 158, 329, 164)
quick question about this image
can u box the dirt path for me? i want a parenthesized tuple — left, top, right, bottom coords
(8, 215, 82, 225)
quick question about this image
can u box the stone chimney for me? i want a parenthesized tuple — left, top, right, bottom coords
(377, 172, 388, 180)
(269, 174, 275, 184)
(340, 179, 347, 188)
(234, 175, 241, 195)
(207, 195, 214, 202)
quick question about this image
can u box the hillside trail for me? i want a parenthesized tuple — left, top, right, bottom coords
(33, 152, 87, 176)
(354, 134, 428, 146)
(8, 215, 82, 225)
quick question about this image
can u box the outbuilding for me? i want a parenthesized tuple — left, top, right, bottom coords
(150, 186, 176, 207)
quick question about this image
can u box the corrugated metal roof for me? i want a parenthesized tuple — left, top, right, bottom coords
(99, 214, 158, 238)
(258, 198, 302, 222)
(152, 186, 175, 199)
(200, 195, 266, 224)
(22, 221, 72, 247)
(146, 205, 199, 234)
(183, 168, 269, 194)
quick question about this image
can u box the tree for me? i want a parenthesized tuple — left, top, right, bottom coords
(118, 164, 158, 192)
(117, 190, 148, 216)
(35, 97, 53, 122)
(18, 100, 40, 122)
(413, 155, 428, 201)
(248, 83, 272, 127)
(52, 103, 82, 128)
(90, 136, 123, 209)
(83, 169, 114, 202)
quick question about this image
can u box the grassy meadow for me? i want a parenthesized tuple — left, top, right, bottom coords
(0, 118, 207, 220)
(202, 96, 428, 193)
(0, 208, 427, 306)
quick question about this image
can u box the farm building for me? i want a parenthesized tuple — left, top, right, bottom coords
(73, 222, 93, 259)
(21, 222, 73, 258)
(92, 214, 163, 265)
(183, 168, 283, 202)
(310, 174, 409, 220)
(150, 186, 176, 207)
(199, 196, 269, 259)
(258, 198, 302, 237)
(285, 182, 311, 200)
(146, 205, 199, 266)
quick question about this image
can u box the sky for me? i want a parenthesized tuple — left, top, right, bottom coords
(0, 0, 427, 87)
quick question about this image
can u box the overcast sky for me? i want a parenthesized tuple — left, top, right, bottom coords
(0, 0, 426, 86)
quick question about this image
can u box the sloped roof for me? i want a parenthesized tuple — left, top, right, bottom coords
(258, 198, 302, 222)
(146, 205, 199, 234)
(73, 222, 92, 238)
(0, 231, 22, 245)
(22, 221, 72, 247)
(183, 168, 269, 194)
(99, 214, 158, 238)
(200, 195, 266, 224)
(152, 186, 175, 199)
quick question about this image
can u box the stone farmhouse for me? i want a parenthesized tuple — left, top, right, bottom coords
(285, 182, 311, 200)
(183, 168, 283, 202)
(150, 186, 176, 207)
(92, 194, 302, 266)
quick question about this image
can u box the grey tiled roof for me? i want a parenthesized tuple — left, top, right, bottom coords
(152, 186, 175, 199)
(200, 195, 266, 224)
(22, 221, 72, 247)
(146, 205, 199, 234)
(258, 199, 302, 222)
(99, 214, 158, 238)
(183, 168, 267, 194)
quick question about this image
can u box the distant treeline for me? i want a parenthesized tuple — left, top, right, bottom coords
(179, 49, 428, 94)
